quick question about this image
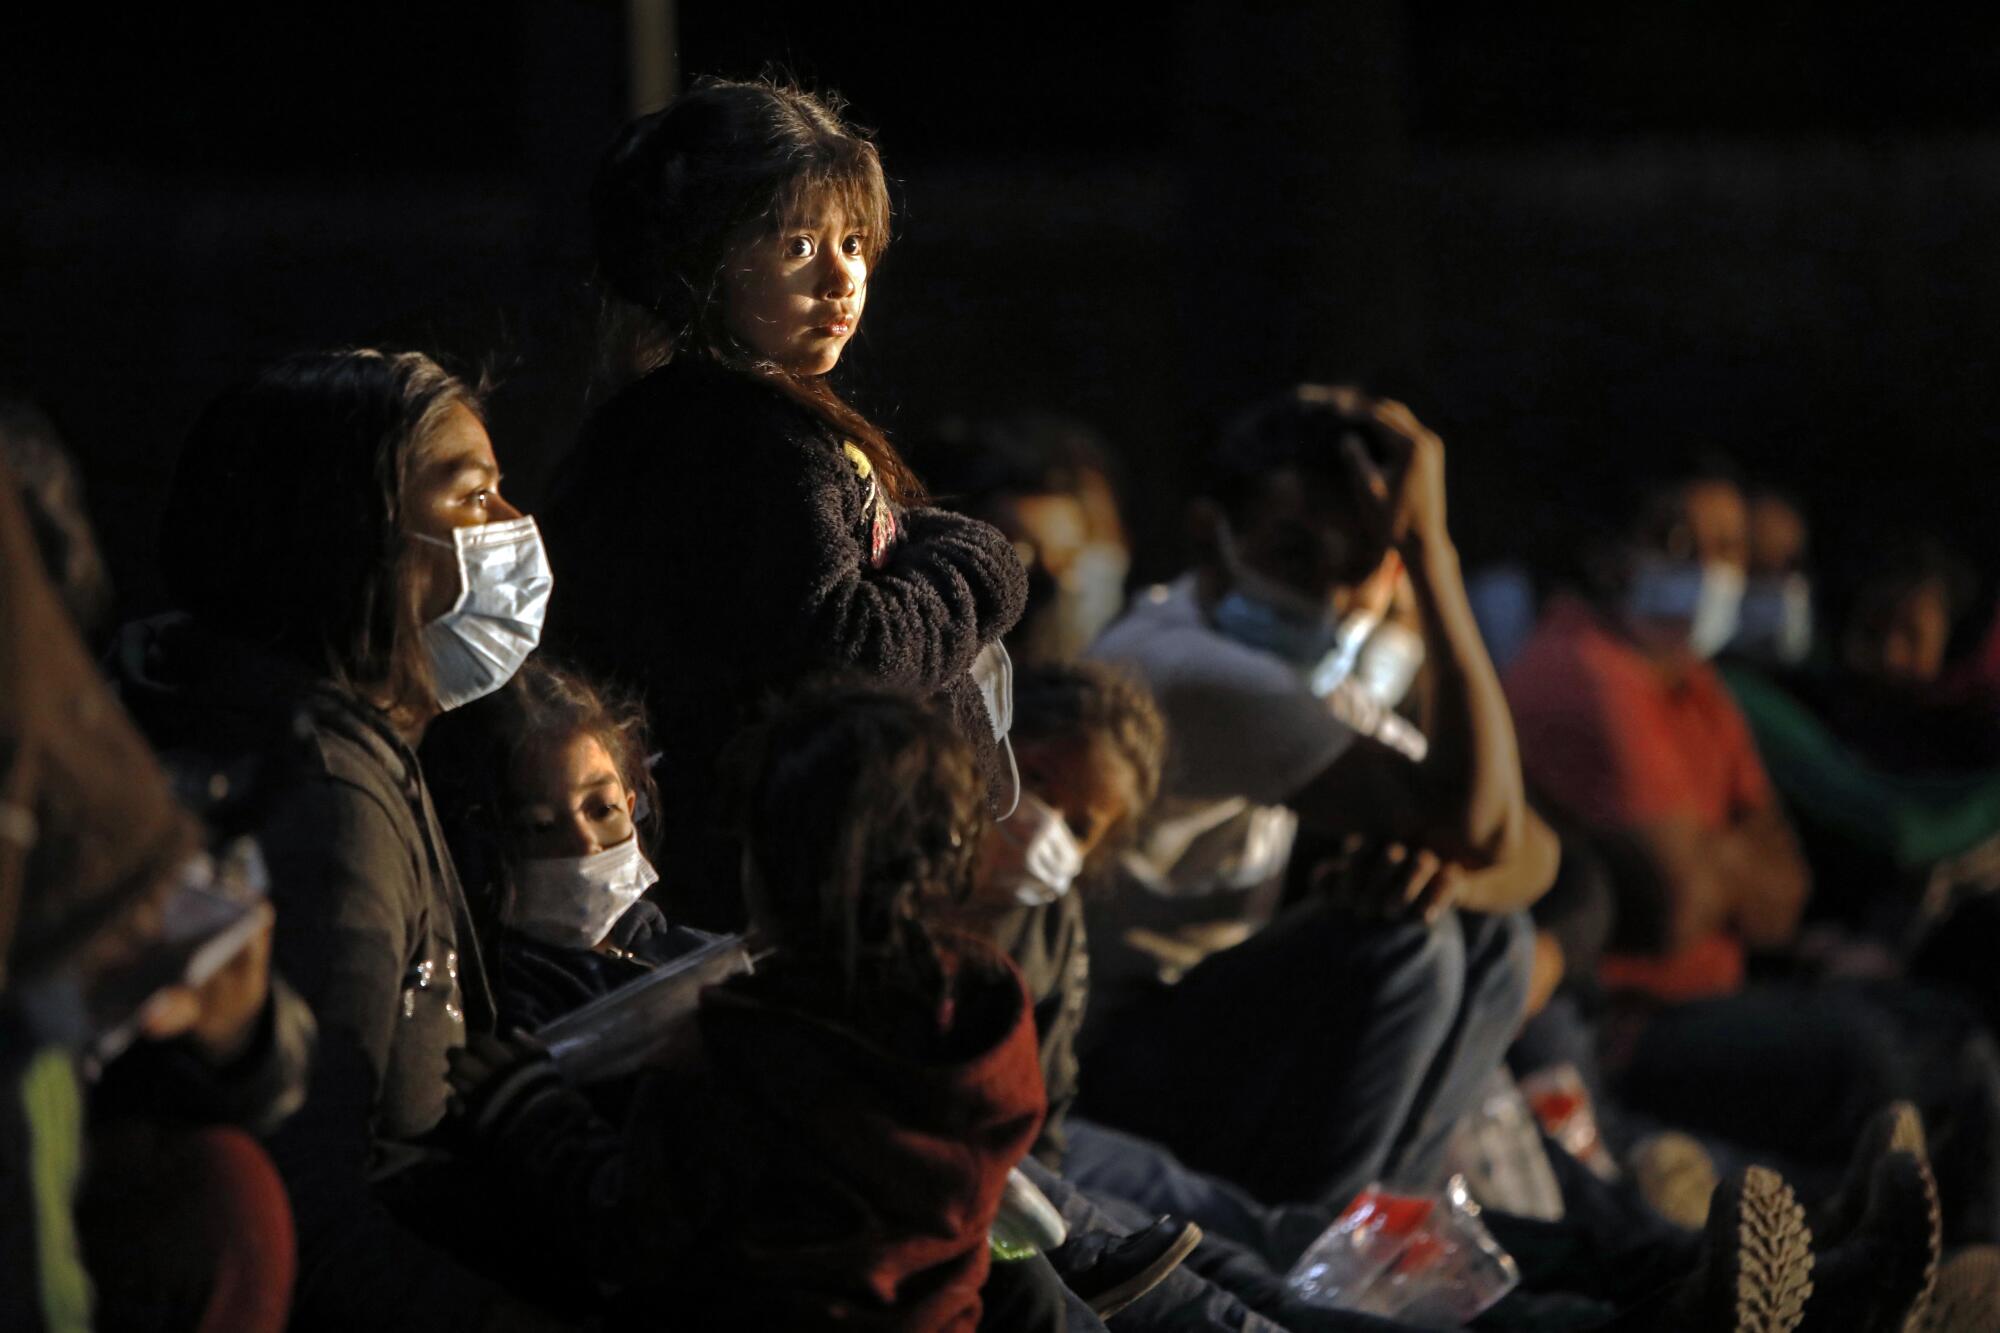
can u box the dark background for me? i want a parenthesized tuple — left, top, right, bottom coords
(4, 3, 1998, 614)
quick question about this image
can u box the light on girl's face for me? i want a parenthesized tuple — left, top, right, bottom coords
(512, 731, 637, 860)
(722, 210, 870, 376)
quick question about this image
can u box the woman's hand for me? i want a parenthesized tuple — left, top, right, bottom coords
(1340, 395, 1449, 551)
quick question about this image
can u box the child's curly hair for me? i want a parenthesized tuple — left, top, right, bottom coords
(424, 656, 660, 932)
(1011, 660, 1166, 858)
(728, 678, 985, 1019)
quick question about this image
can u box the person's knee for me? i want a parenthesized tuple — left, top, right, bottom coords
(1463, 909, 1537, 1030)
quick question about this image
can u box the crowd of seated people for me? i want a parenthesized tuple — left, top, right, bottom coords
(8, 74, 2000, 1333)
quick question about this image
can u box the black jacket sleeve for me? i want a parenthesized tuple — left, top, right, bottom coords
(755, 429, 1027, 688)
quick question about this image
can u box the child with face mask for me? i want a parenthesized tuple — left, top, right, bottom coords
(543, 79, 1027, 932)
(425, 658, 716, 1036)
(449, 681, 1060, 1330)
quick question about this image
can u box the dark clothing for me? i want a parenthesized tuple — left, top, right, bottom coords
(492, 899, 716, 1035)
(542, 361, 1027, 928)
(618, 945, 1047, 1331)
(1078, 903, 1533, 1210)
(112, 618, 527, 1331)
(983, 893, 1089, 1169)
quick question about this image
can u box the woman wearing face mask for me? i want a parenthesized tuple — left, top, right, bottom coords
(542, 79, 1028, 930)
(425, 657, 716, 1035)
(120, 350, 569, 1332)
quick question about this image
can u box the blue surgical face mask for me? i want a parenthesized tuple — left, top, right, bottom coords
(1731, 573, 1813, 666)
(1212, 519, 1349, 667)
(1627, 556, 1746, 660)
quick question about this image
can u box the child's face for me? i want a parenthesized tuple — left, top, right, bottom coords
(721, 204, 870, 376)
(510, 730, 636, 859)
(1014, 732, 1141, 865)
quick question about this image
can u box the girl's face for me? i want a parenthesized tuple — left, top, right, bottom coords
(405, 403, 524, 624)
(722, 204, 870, 376)
(510, 730, 637, 859)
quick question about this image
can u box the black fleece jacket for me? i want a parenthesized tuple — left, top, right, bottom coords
(542, 361, 1027, 928)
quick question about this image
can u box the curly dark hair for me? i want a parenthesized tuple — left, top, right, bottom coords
(728, 679, 984, 1021)
(1011, 660, 1166, 859)
(590, 76, 921, 504)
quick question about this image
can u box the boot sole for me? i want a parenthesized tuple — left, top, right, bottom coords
(1089, 1221, 1204, 1319)
(1729, 1165, 1813, 1333)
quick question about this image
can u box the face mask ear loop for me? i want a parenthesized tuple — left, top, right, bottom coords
(994, 734, 1022, 822)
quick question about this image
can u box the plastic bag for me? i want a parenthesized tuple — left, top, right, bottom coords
(1287, 1176, 1519, 1328)
(1519, 1062, 1620, 1182)
(1443, 1066, 1565, 1220)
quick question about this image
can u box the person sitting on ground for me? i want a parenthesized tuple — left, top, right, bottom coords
(425, 657, 715, 1035)
(453, 681, 1065, 1331)
(1083, 384, 1558, 1213)
(917, 413, 1135, 664)
(0, 455, 310, 1333)
(119, 349, 572, 1331)
(1504, 456, 2000, 1256)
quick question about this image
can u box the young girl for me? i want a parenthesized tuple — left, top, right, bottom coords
(456, 681, 1052, 1328)
(124, 349, 564, 1332)
(426, 657, 714, 1034)
(542, 78, 1028, 929)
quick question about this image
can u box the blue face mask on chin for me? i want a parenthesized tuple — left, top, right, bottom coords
(1212, 590, 1344, 667)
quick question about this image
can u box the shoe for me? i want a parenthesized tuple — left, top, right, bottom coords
(1048, 1214, 1203, 1318)
(1915, 1245, 2000, 1332)
(1609, 1165, 1812, 1333)
(1810, 1102, 1928, 1250)
(1629, 1129, 1722, 1230)
(1800, 1150, 1941, 1333)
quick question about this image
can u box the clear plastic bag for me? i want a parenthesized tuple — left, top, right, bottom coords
(1519, 1062, 1620, 1182)
(1444, 1066, 1565, 1220)
(1287, 1176, 1520, 1328)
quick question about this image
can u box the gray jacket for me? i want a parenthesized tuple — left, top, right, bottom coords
(115, 619, 542, 1332)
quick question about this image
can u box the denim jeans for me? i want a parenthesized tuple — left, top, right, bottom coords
(1077, 906, 1535, 1209)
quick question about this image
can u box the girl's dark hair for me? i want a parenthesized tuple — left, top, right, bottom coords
(423, 656, 659, 930)
(161, 349, 479, 711)
(590, 76, 923, 504)
(731, 679, 983, 1017)
(1012, 661, 1167, 858)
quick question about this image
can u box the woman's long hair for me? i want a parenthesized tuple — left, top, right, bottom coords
(730, 680, 984, 1025)
(161, 349, 479, 713)
(590, 77, 923, 504)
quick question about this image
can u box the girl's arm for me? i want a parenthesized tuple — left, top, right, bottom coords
(766, 436, 1027, 687)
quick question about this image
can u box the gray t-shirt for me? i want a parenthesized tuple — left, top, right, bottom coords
(1091, 576, 1359, 909)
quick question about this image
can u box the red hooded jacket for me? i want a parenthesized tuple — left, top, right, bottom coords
(621, 942, 1046, 1331)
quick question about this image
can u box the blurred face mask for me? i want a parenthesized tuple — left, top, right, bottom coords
(506, 834, 659, 950)
(1213, 519, 1363, 669)
(985, 791, 1084, 907)
(1626, 556, 1745, 659)
(1050, 542, 1131, 657)
(413, 516, 553, 711)
(1731, 573, 1813, 666)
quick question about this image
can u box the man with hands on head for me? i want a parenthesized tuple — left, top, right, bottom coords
(1081, 385, 1556, 1215)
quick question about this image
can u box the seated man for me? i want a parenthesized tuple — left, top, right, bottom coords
(1083, 385, 1558, 1211)
(1505, 459, 2000, 1245)
(1508, 461, 1806, 1002)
